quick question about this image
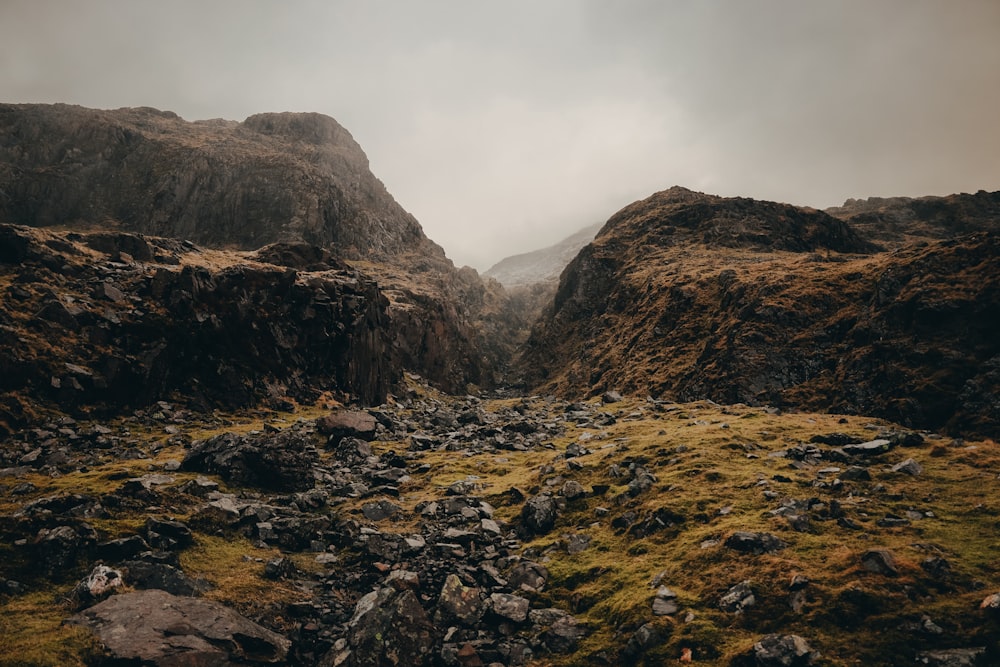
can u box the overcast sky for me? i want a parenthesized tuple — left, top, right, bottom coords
(2, 1, 998, 269)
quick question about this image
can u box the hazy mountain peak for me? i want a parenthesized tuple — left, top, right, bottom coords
(484, 222, 603, 288)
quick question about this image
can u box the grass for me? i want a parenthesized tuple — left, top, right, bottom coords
(1, 389, 998, 666)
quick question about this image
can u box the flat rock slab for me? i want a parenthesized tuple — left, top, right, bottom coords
(68, 588, 289, 666)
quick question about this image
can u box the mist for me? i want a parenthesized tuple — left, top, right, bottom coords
(2, 0, 998, 270)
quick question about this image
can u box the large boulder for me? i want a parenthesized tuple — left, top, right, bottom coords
(68, 589, 290, 665)
(181, 429, 319, 491)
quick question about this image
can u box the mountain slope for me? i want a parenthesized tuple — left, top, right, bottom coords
(484, 222, 602, 288)
(826, 190, 1000, 245)
(517, 187, 999, 437)
(0, 104, 522, 393)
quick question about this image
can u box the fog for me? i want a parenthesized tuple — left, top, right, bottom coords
(2, 1, 998, 269)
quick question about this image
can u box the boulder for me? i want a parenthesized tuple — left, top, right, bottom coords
(317, 410, 378, 444)
(181, 429, 319, 492)
(68, 589, 290, 665)
(750, 634, 817, 666)
(328, 587, 436, 667)
(724, 531, 787, 555)
(520, 494, 559, 535)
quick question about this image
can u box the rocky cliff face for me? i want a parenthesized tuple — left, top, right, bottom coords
(826, 189, 1000, 245)
(0, 104, 519, 393)
(0, 223, 395, 435)
(518, 187, 999, 437)
(0, 104, 432, 260)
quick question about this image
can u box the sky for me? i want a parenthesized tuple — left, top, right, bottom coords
(1, 1, 998, 270)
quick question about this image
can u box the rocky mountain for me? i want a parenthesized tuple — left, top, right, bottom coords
(0, 104, 520, 393)
(0, 104, 431, 260)
(518, 186, 999, 438)
(484, 222, 602, 288)
(826, 190, 1000, 245)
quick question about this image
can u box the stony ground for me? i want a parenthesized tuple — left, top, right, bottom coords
(1, 379, 999, 666)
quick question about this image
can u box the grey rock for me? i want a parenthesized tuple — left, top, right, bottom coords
(362, 500, 400, 521)
(508, 561, 549, 592)
(122, 560, 212, 596)
(317, 410, 377, 444)
(181, 429, 319, 492)
(437, 573, 484, 626)
(68, 589, 289, 665)
(861, 549, 899, 576)
(891, 458, 923, 475)
(490, 593, 530, 623)
(842, 439, 893, 457)
(334, 587, 435, 667)
(71, 564, 123, 609)
(915, 648, 986, 666)
(520, 494, 558, 535)
(724, 531, 787, 554)
(751, 634, 817, 666)
(719, 580, 756, 613)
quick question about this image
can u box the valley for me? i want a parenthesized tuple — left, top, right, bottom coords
(0, 104, 998, 666)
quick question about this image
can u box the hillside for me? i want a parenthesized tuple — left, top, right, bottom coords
(0, 104, 521, 393)
(2, 380, 999, 666)
(518, 187, 1000, 438)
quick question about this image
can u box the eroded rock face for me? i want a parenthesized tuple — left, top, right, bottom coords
(517, 186, 1000, 438)
(68, 588, 291, 666)
(0, 224, 394, 419)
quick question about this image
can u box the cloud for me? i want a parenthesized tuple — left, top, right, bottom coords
(1, 0, 998, 269)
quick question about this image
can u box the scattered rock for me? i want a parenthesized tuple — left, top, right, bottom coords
(317, 410, 378, 444)
(891, 458, 923, 476)
(181, 429, 319, 492)
(71, 564, 123, 609)
(719, 581, 756, 614)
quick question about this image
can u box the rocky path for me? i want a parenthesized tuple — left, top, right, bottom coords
(1, 381, 999, 666)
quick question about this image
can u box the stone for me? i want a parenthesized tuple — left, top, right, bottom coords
(181, 429, 319, 492)
(861, 549, 899, 576)
(438, 573, 484, 626)
(71, 564, 123, 608)
(334, 587, 436, 667)
(980, 592, 1000, 610)
(520, 494, 558, 535)
(122, 560, 212, 596)
(724, 531, 787, 554)
(541, 614, 585, 654)
(145, 517, 194, 550)
(750, 634, 816, 666)
(623, 622, 662, 659)
(559, 480, 586, 500)
(489, 593, 530, 623)
(317, 410, 377, 444)
(95, 535, 151, 562)
(719, 580, 756, 613)
(33, 524, 95, 578)
(362, 499, 400, 521)
(840, 465, 871, 481)
(842, 439, 893, 457)
(508, 561, 549, 592)
(891, 458, 923, 476)
(601, 390, 624, 404)
(68, 589, 290, 665)
(915, 648, 986, 666)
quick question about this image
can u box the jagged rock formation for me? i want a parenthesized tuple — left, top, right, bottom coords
(484, 222, 602, 288)
(0, 223, 394, 434)
(518, 186, 1000, 437)
(0, 103, 521, 392)
(826, 190, 1000, 245)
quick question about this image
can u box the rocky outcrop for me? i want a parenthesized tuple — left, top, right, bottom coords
(0, 104, 431, 261)
(0, 103, 522, 393)
(827, 190, 1000, 245)
(517, 187, 999, 438)
(0, 223, 394, 427)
